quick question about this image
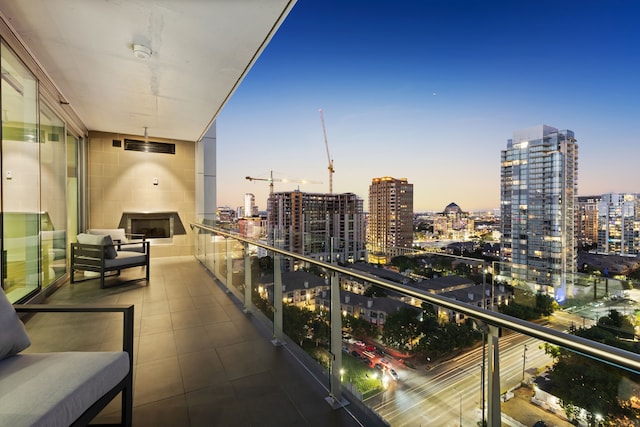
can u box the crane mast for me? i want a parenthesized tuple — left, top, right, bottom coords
(246, 170, 275, 193)
(319, 108, 334, 194)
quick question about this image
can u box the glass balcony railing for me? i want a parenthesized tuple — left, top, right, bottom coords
(192, 223, 640, 427)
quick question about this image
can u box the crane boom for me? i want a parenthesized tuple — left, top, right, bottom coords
(319, 108, 334, 194)
(245, 170, 321, 194)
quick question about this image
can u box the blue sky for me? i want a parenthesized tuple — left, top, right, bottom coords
(217, 0, 640, 212)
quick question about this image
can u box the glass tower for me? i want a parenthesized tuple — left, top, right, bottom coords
(500, 125, 578, 301)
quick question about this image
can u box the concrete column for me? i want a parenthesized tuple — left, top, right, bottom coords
(195, 122, 216, 225)
(272, 254, 283, 346)
(487, 325, 502, 427)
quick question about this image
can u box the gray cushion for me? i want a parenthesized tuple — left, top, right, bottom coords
(88, 228, 128, 244)
(0, 351, 129, 427)
(105, 251, 147, 268)
(0, 291, 31, 360)
(76, 233, 118, 259)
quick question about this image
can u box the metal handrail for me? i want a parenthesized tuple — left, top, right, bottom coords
(191, 222, 640, 374)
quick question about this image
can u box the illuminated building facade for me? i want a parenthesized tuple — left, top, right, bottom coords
(597, 193, 640, 255)
(576, 195, 600, 247)
(433, 202, 474, 240)
(500, 125, 578, 300)
(367, 177, 414, 263)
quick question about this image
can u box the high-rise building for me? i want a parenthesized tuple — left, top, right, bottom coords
(244, 193, 258, 217)
(500, 125, 578, 300)
(267, 191, 366, 269)
(597, 193, 640, 255)
(367, 177, 414, 263)
(576, 195, 601, 247)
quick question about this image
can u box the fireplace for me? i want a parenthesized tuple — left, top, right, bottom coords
(131, 218, 171, 238)
(118, 211, 186, 239)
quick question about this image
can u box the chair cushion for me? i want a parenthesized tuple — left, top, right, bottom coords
(88, 228, 128, 244)
(0, 351, 129, 427)
(0, 291, 31, 361)
(77, 233, 118, 259)
(105, 251, 147, 268)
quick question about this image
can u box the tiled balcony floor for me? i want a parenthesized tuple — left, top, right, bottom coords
(23, 256, 371, 427)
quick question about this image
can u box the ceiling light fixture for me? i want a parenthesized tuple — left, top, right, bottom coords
(132, 44, 152, 60)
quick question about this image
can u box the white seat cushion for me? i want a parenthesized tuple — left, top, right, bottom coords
(0, 352, 129, 427)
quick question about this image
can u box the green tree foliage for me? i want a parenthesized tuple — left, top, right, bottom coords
(381, 306, 421, 350)
(282, 304, 313, 346)
(543, 318, 640, 425)
(310, 313, 330, 347)
(498, 290, 556, 321)
(415, 319, 481, 359)
(598, 310, 636, 340)
(390, 255, 419, 272)
(257, 255, 273, 272)
(363, 285, 387, 297)
(344, 314, 378, 340)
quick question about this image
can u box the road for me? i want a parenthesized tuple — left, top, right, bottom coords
(361, 312, 588, 426)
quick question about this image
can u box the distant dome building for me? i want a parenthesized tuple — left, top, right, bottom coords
(444, 202, 463, 214)
(434, 202, 474, 239)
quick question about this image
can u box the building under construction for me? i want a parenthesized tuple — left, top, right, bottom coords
(267, 191, 366, 269)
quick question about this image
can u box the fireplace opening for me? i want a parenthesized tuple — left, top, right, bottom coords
(131, 218, 171, 238)
(119, 211, 186, 240)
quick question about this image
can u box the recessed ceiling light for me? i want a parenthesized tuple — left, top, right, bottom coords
(132, 44, 152, 60)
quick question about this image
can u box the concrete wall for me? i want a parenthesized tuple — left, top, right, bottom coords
(87, 131, 195, 257)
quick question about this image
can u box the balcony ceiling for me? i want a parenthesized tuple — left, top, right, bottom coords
(0, 0, 295, 141)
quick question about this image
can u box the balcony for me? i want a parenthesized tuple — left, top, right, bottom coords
(19, 224, 640, 426)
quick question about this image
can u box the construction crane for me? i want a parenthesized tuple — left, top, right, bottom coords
(319, 108, 335, 194)
(245, 170, 320, 194)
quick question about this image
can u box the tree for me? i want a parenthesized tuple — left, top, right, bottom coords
(390, 255, 418, 272)
(363, 285, 387, 298)
(344, 314, 377, 340)
(382, 307, 420, 350)
(257, 255, 273, 272)
(282, 304, 313, 346)
(543, 327, 640, 425)
(310, 313, 330, 347)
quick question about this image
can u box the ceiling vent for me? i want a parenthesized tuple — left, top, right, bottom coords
(124, 139, 175, 154)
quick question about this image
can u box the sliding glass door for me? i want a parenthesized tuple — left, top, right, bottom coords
(1, 40, 40, 301)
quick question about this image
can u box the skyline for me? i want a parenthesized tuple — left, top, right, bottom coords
(216, 1, 640, 212)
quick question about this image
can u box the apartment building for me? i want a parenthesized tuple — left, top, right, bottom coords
(576, 195, 601, 247)
(267, 191, 366, 268)
(500, 125, 578, 300)
(597, 193, 640, 255)
(367, 177, 414, 263)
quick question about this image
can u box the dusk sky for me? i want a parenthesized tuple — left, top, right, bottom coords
(217, 1, 640, 213)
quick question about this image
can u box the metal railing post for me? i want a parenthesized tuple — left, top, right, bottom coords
(487, 324, 502, 426)
(243, 242, 252, 314)
(224, 238, 232, 293)
(327, 270, 346, 408)
(272, 253, 284, 346)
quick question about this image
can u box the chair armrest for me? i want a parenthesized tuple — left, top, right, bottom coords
(14, 304, 134, 359)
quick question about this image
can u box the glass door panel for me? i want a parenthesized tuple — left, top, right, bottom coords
(40, 102, 66, 287)
(1, 41, 40, 302)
